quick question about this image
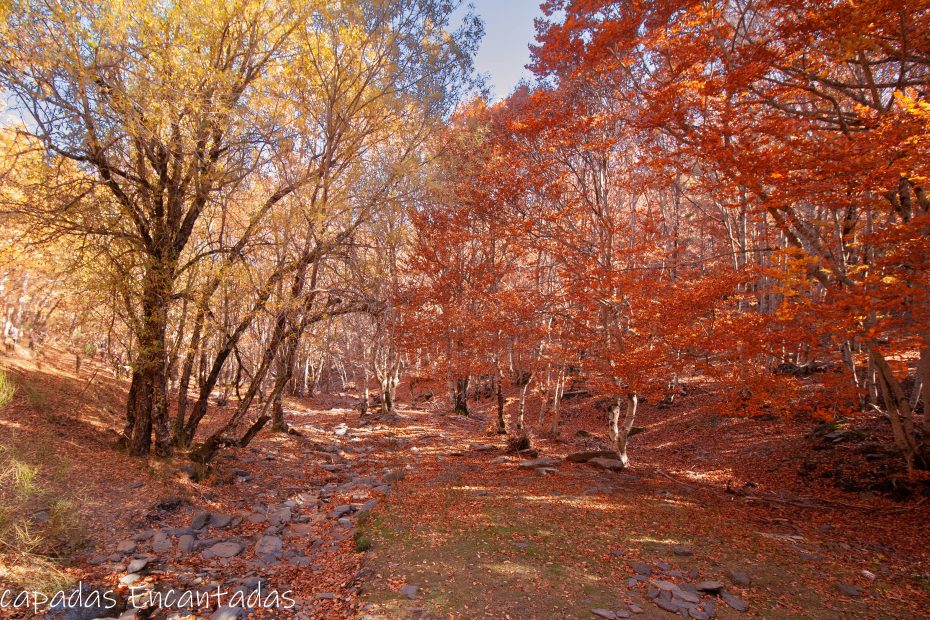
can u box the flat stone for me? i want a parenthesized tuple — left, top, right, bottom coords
(119, 573, 141, 586)
(726, 569, 751, 586)
(267, 507, 292, 525)
(696, 581, 723, 593)
(151, 532, 171, 553)
(650, 579, 678, 592)
(400, 584, 418, 600)
(836, 583, 860, 597)
(209, 513, 233, 528)
(537, 467, 558, 475)
(520, 456, 561, 469)
(674, 589, 700, 604)
(628, 603, 644, 614)
(471, 443, 498, 452)
(591, 610, 616, 619)
(126, 558, 149, 573)
(206, 541, 243, 558)
(255, 535, 283, 556)
(614, 611, 631, 619)
(331, 504, 353, 517)
(654, 598, 680, 613)
(630, 561, 652, 576)
(211, 607, 246, 620)
(190, 510, 210, 530)
(178, 534, 195, 553)
(384, 469, 406, 482)
(720, 591, 748, 612)
(588, 457, 626, 471)
(673, 545, 693, 556)
(116, 540, 136, 554)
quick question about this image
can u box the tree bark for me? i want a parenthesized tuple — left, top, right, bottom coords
(609, 393, 638, 467)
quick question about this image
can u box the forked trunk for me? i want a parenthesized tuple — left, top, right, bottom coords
(608, 393, 638, 467)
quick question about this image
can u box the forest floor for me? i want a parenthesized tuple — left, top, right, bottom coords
(0, 348, 928, 619)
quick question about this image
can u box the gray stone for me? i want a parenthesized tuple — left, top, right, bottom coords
(206, 541, 243, 558)
(591, 610, 616, 619)
(650, 579, 678, 592)
(119, 573, 141, 586)
(209, 513, 233, 528)
(131, 530, 155, 542)
(151, 532, 171, 553)
(400, 584, 418, 600)
(518, 457, 560, 469)
(384, 469, 406, 482)
(537, 467, 558, 475)
(588, 457, 626, 471)
(116, 540, 136, 554)
(674, 590, 700, 604)
(726, 569, 751, 586)
(630, 561, 652, 576)
(255, 535, 283, 556)
(654, 598, 680, 613)
(211, 607, 246, 620)
(720, 591, 748, 612)
(614, 611, 631, 619)
(268, 507, 292, 525)
(126, 558, 149, 573)
(331, 504, 353, 517)
(628, 603, 644, 614)
(191, 510, 210, 530)
(836, 583, 860, 597)
(696, 581, 723, 593)
(178, 534, 195, 553)
(673, 545, 694, 556)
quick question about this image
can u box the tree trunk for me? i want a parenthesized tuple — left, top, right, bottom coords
(608, 393, 638, 467)
(125, 261, 173, 457)
(549, 367, 564, 436)
(454, 376, 469, 415)
(516, 378, 531, 431)
(495, 364, 506, 434)
(174, 305, 205, 444)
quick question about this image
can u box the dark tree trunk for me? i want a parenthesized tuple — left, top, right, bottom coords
(125, 261, 173, 457)
(454, 376, 469, 415)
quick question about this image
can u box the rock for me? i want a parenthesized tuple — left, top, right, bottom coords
(209, 513, 233, 528)
(151, 532, 171, 553)
(588, 457, 626, 471)
(359, 498, 378, 513)
(126, 557, 149, 573)
(654, 598, 680, 613)
(836, 583, 860, 597)
(470, 443, 498, 452)
(246, 512, 266, 523)
(518, 457, 560, 469)
(255, 535, 283, 556)
(650, 579, 678, 592)
(337, 517, 353, 528)
(726, 569, 751, 586)
(267, 507, 292, 525)
(119, 573, 141, 586)
(399, 584, 418, 600)
(206, 541, 243, 558)
(720, 591, 748, 612)
(116, 540, 136, 554)
(178, 534, 195, 553)
(614, 610, 632, 619)
(384, 469, 406, 482)
(630, 561, 652, 576)
(211, 607, 246, 620)
(131, 530, 155, 542)
(128, 481, 144, 489)
(537, 467, 558, 475)
(799, 551, 822, 561)
(567, 450, 619, 463)
(696, 581, 723, 593)
(628, 603, 644, 614)
(331, 504, 353, 517)
(674, 589, 700, 604)
(191, 510, 210, 530)
(673, 545, 693, 556)
(591, 609, 617, 619)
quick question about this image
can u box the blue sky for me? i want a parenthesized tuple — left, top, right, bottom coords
(458, 0, 544, 100)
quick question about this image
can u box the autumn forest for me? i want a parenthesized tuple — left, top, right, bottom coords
(0, 0, 929, 618)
